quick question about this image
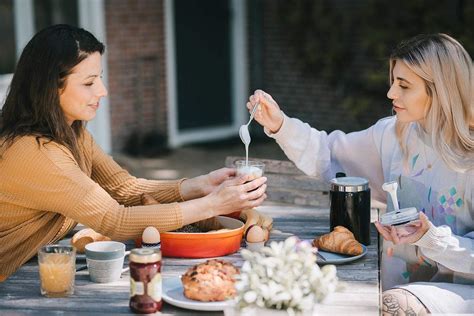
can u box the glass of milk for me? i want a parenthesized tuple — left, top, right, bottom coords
(235, 160, 265, 180)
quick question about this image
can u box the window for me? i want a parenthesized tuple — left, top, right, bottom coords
(34, 0, 78, 31)
(0, 0, 15, 75)
(0, 0, 78, 107)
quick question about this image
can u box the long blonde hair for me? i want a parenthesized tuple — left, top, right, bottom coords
(390, 33, 473, 172)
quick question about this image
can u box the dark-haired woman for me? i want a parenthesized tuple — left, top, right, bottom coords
(0, 24, 267, 281)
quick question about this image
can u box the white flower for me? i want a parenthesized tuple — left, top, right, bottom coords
(243, 290, 257, 303)
(236, 236, 338, 313)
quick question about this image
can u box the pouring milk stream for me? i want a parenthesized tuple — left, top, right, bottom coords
(239, 103, 259, 166)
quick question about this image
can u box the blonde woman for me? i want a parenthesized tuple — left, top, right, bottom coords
(247, 33, 473, 314)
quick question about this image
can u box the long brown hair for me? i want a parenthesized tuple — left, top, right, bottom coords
(0, 24, 104, 168)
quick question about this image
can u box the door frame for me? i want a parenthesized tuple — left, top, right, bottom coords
(77, 0, 111, 153)
(7, 0, 111, 153)
(165, 0, 248, 148)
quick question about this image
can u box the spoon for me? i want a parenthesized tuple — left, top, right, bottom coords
(239, 103, 260, 146)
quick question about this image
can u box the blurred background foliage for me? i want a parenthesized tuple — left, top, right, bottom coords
(278, 0, 474, 123)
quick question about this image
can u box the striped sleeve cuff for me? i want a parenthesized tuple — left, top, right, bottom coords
(413, 222, 448, 252)
(264, 111, 288, 138)
(177, 178, 187, 202)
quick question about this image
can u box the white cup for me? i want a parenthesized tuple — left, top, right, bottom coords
(85, 241, 129, 283)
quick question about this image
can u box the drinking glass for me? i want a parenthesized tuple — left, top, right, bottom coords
(38, 245, 76, 297)
(235, 160, 265, 180)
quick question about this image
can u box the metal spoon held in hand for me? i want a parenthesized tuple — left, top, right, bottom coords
(239, 103, 259, 146)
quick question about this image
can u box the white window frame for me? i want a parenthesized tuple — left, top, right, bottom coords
(165, 0, 248, 148)
(2, 0, 111, 153)
(78, 0, 111, 153)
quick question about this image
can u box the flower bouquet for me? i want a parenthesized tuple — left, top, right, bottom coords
(229, 236, 338, 316)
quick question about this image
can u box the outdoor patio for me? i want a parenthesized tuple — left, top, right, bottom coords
(113, 137, 287, 181)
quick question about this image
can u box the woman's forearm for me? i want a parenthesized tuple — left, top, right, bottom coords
(178, 175, 268, 226)
(179, 196, 215, 225)
(179, 177, 206, 201)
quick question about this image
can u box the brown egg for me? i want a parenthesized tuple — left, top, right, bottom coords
(245, 225, 265, 243)
(261, 227, 270, 242)
(142, 226, 160, 244)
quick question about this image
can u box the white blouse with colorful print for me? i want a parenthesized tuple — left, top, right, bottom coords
(266, 114, 473, 309)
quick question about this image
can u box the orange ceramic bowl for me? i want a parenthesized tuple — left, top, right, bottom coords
(225, 211, 242, 219)
(160, 216, 244, 258)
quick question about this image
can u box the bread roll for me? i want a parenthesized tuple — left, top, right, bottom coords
(181, 259, 239, 301)
(71, 228, 111, 253)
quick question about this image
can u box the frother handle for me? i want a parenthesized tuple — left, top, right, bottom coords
(382, 181, 400, 212)
(388, 191, 400, 212)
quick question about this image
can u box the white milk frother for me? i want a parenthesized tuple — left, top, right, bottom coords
(380, 181, 419, 225)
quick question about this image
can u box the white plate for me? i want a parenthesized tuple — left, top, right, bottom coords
(162, 277, 234, 311)
(315, 244, 368, 265)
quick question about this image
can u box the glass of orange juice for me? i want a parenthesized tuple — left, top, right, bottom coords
(38, 245, 76, 297)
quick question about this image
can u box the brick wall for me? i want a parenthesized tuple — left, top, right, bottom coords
(248, 0, 390, 135)
(105, 0, 167, 152)
(104, 0, 391, 152)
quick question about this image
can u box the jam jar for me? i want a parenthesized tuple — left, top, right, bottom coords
(129, 248, 162, 313)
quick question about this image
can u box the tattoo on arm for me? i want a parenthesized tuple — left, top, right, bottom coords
(382, 289, 429, 316)
(382, 294, 401, 315)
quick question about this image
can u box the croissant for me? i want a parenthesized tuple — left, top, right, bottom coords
(312, 226, 363, 256)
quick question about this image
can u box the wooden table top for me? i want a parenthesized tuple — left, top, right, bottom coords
(0, 202, 380, 315)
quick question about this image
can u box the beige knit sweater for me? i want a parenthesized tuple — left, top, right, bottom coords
(0, 130, 184, 280)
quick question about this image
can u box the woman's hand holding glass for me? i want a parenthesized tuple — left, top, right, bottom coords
(375, 212, 431, 245)
(201, 167, 236, 195)
(206, 174, 267, 216)
(247, 89, 284, 134)
(180, 167, 236, 200)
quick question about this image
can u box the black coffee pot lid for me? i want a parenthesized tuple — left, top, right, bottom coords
(330, 176, 369, 192)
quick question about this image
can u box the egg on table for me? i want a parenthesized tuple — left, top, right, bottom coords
(245, 225, 265, 243)
(142, 226, 161, 247)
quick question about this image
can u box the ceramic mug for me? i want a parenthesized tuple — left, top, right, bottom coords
(85, 241, 129, 283)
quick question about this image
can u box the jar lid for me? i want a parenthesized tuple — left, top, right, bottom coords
(330, 177, 369, 192)
(129, 248, 161, 263)
(380, 207, 419, 225)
